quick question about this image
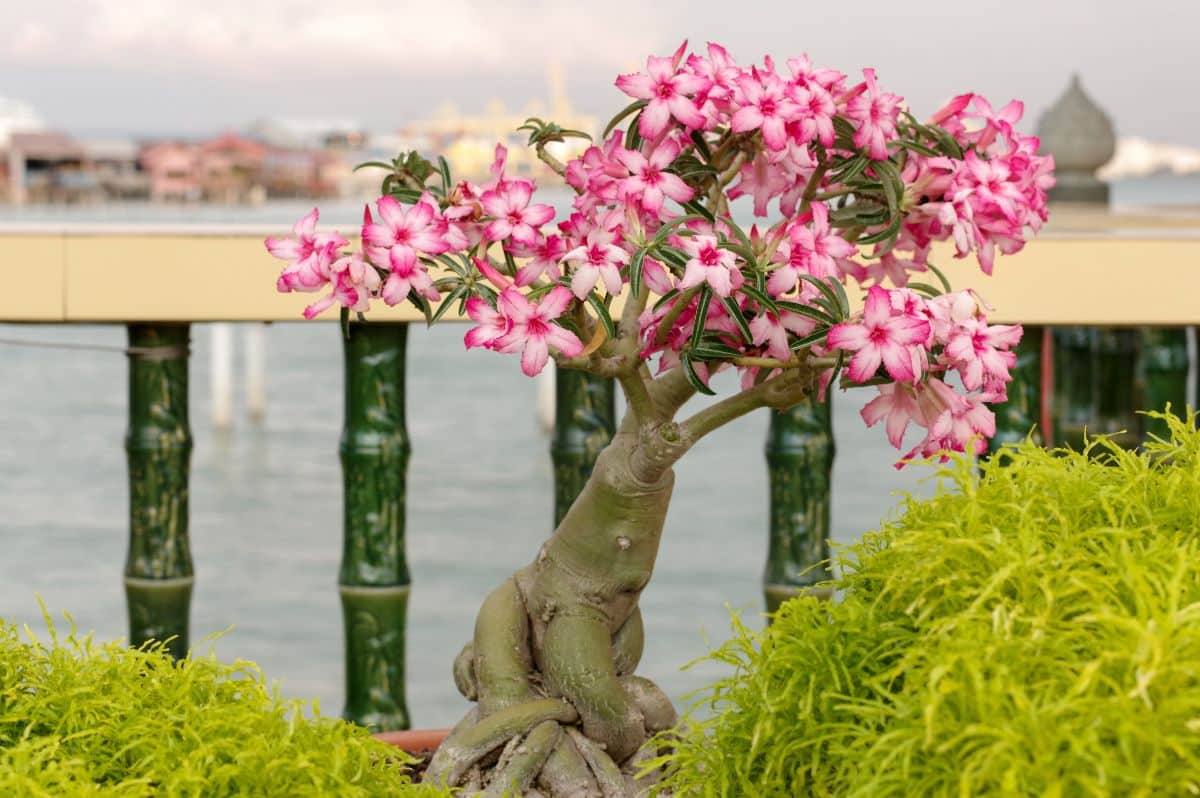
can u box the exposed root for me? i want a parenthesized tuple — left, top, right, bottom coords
(424, 442, 680, 796)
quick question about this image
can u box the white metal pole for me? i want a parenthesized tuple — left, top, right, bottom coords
(211, 323, 234, 431)
(244, 323, 267, 424)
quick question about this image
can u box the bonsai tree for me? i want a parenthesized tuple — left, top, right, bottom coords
(267, 41, 1053, 797)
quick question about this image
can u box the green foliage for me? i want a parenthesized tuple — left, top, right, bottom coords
(0, 611, 450, 796)
(657, 410, 1200, 797)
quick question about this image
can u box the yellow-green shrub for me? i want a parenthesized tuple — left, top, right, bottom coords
(658, 411, 1200, 797)
(0, 612, 450, 796)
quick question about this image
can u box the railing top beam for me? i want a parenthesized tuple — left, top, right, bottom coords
(3, 206, 1200, 325)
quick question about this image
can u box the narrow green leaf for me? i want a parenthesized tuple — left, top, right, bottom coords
(629, 248, 647, 299)
(690, 131, 712, 161)
(689, 287, 714, 350)
(721, 296, 753, 343)
(602, 99, 648, 138)
(586, 292, 617, 340)
(408, 293, 434, 327)
(431, 285, 469, 323)
(926, 262, 953, 293)
(653, 288, 681, 311)
(437, 156, 452, 193)
(777, 300, 837, 326)
(353, 160, 394, 172)
(790, 327, 832, 351)
(906, 281, 943, 298)
(682, 199, 715, 223)
(742, 284, 778, 314)
(798, 275, 848, 322)
(681, 354, 717, 395)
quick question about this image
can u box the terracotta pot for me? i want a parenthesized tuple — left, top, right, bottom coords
(373, 727, 452, 756)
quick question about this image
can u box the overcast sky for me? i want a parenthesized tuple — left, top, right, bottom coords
(4, 0, 1197, 144)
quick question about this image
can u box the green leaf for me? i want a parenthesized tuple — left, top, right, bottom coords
(385, 187, 424, 205)
(690, 130, 713, 161)
(721, 296, 753, 343)
(906, 281, 943, 298)
(602, 99, 648, 138)
(629, 248, 648, 299)
(689, 287, 714, 350)
(777, 300, 838, 326)
(798, 275, 848, 322)
(742, 284, 778, 314)
(682, 199, 716, 223)
(789, 327, 832, 351)
(586, 292, 617, 340)
(653, 288, 681, 311)
(681, 354, 717, 395)
(437, 156, 452, 193)
(653, 214, 708, 245)
(926, 262, 953, 293)
(653, 245, 689, 271)
(431, 285, 469, 323)
(408, 293, 434, 327)
(626, 114, 644, 152)
(690, 340, 744, 361)
(353, 160, 394, 173)
(717, 240, 758, 266)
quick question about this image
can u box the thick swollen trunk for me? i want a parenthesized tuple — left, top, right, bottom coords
(425, 433, 679, 796)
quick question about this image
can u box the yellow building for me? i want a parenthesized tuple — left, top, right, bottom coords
(400, 66, 595, 184)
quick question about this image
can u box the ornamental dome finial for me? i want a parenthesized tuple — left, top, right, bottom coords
(1036, 73, 1116, 204)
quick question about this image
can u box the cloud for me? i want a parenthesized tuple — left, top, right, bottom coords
(5, 0, 666, 80)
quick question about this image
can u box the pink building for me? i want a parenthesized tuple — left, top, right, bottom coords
(138, 142, 200, 201)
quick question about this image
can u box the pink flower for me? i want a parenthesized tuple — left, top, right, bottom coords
(942, 318, 1022, 392)
(563, 229, 629, 299)
(844, 68, 901, 160)
(301, 251, 381, 319)
(732, 70, 802, 151)
(363, 194, 452, 272)
(615, 43, 711, 139)
(767, 203, 859, 294)
(861, 383, 923, 449)
(494, 286, 584, 376)
(749, 309, 814, 360)
(827, 286, 931, 383)
(729, 152, 791, 217)
(481, 180, 556, 247)
(380, 255, 440, 307)
(477, 178, 552, 247)
(788, 82, 837, 148)
(615, 138, 695, 215)
(910, 379, 996, 459)
(463, 297, 511, 350)
(678, 235, 743, 297)
(266, 208, 348, 292)
(512, 234, 567, 287)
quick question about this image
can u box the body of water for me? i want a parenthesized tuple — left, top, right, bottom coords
(0, 321, 931, 725)
(3, 173, 1195, 726)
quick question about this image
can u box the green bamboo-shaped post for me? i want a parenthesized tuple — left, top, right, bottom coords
(1095, 328, 1140, 447)
(1053, 326, 1098, 450)
(764, 395, 834, 613)
(1139, 327, 1190, 440)
(339, 323, 411, 731)
(988, 326, 1046, 453)
(124, 323, 193, 660)
(550, 368, 616, 526)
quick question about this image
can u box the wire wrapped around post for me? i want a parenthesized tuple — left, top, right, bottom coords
(339, 322, 411, 731)
(763, 394, 834, 613)
(124, 323, 193, 659)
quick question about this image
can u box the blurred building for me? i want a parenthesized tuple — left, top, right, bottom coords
(398, 65, 595, 183)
